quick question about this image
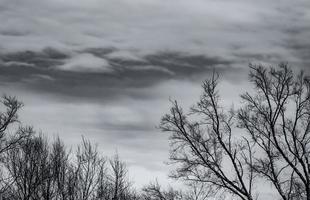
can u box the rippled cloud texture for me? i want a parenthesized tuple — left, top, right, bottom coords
(0, 0, 309, 190)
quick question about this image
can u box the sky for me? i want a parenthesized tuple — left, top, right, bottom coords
(0, 0, 309, 193)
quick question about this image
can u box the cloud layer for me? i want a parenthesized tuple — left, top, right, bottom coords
(0, 0, 309, 190)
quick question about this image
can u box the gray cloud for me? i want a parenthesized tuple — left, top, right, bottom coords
(0, 0, 309, 190)
(0, 48, 237, 103)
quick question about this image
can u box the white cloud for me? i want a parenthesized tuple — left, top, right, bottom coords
(56, 53, 111, 73)
(128, 65, 174, 75)
(2, 61, 36, 67)
(106, 50, 144, 61)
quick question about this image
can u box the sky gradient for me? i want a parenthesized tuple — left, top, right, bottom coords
(0, 0, 309, 192)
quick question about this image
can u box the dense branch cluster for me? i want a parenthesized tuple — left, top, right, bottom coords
(0, 130, 136, 200)
(161, 64, 310, 200)
(0, 95, 138, 200)
(238, 64, 310, 200)
(0, 96, 205, 200)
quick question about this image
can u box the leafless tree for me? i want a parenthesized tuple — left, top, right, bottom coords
(161, 64, 310, 200)
(0, 95, 32, 194)
(238, 64, 310, 200)
(94, 164, 111, 200)
(73, 138, 106, 200)
(50, 137, 70, 200)
(4, 134, 51, 200)
(0, 95, 22, 152)
(109, 153, 132, 200)
(0, 94, 141, 200)
(183, 181, 212, 200)
(160, 73, 255, 200)
(141, 181, 183, 200)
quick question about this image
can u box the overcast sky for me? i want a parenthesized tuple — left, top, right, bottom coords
(0, 0, 309, 192)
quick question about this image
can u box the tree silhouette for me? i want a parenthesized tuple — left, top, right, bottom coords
(142, 180, 183, 200)
(0, 95, 32, 194)
(238, 64, 310, 200)
(4, 135, 51, 199)
(160, 64, 310, 200)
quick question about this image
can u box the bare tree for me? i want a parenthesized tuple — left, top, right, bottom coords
(4, 134, 51, 200)
(161, 64, 310, 200)
(141, 180, 211, 200)
(183, 181, 212, 200)
(0, 95, 22, 141)
(142, 181, 183, 200)
(0, 95, 32, 194)
(109, 153, 131, 200)
(238, 64, 310, 200)
(50, 137, 70, 200)
(73, 138, 106, 200)
(94, 152, 137, 200)
(94, 164, 111, 200)
(0, 94, 141, 200)
(160, 73, 255, 200)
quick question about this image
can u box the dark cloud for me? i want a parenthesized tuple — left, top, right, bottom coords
(0, 48, 68, 69)
(232, 52, 284, 63)
(0, 29, 30, 36)
(0, 48, 237, 102)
